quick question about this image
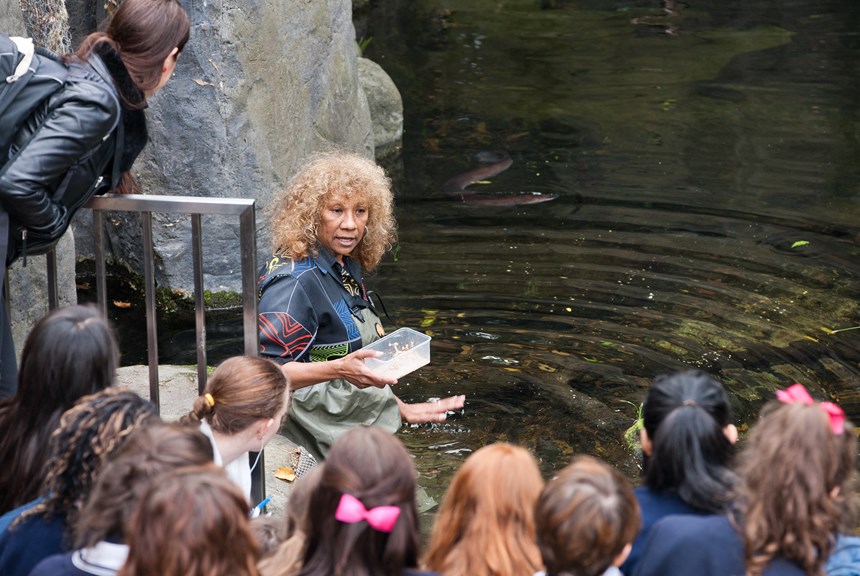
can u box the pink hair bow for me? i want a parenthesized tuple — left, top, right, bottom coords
(335, 493, 401, 533)
(776, 383, 845, 435)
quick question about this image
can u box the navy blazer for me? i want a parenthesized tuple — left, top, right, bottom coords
(633, 514, 805, 576)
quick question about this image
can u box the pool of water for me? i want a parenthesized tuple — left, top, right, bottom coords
(355, 0, 860, 491)
(83, 0, 860, 505)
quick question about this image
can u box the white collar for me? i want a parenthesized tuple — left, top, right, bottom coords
(72, 541, 129, 575)
(198, 419, 224, 466)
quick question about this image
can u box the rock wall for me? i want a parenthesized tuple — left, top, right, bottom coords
(80, 0, 387, 293)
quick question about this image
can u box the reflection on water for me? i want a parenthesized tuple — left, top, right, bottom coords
(356, 0, 860, 495)
(92, 0, 859, 506)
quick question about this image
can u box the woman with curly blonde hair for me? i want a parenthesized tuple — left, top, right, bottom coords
(258, 151, 464, 462)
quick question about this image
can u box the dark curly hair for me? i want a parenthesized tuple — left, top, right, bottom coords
(14, 387, 158, 539)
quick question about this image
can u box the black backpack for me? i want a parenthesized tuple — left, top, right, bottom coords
(0, 33, 69, 162)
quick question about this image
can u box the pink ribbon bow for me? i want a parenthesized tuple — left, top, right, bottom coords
(335, 493, 401, 533)
(776, 383, 845, 435)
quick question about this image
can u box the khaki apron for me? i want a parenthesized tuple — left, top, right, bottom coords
(281, 308, 401, 461)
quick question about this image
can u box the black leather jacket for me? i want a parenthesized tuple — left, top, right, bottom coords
(0, 53, 121, 264)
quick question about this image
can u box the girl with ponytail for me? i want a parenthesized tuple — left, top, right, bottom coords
(180, 355, 290, 501)
(296, 426, 433, 576)
(622, 369, 738, 574)
(634, 383, 855, 576)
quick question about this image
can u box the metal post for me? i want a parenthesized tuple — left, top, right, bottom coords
(46, 250, 58, 310)
(239, 204, 264, 503)
(240, 206, 258, 357)
(141, 211, 159, 410)
(92, 211, 108, 318)
(192, 214, 207, 394)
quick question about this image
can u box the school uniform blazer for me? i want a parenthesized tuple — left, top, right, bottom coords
(633, 514, 805, 576)
(622, 487, 711, 575)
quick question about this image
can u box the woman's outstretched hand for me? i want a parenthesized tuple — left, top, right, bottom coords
(337, 349, 398, 389)
(396, 395, 466, 424)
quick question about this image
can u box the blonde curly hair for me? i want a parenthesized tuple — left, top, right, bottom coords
(270, 151, 397, 271)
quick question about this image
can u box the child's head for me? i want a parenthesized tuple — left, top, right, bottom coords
(250, 515, 287, 560)
(258, 464, 325, 576)
(641, 369, 736, 512)
(183, 355, 290, 444)
(74, 422, 214, 548)
(299, 426, 419, 576)
(535, 455, 641, 576)
(18, 304, 119, 412)
(285, 464, 325, 538)
(118, 464, 260, 576)
(17, 388, 158, 532)
(424, 443, 545, 576)
(0, 305, 120, 513)
(738, 384, 856, 576)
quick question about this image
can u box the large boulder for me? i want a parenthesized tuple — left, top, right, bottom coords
(80, 0, 376, 292)
(358, 57, 403, 159)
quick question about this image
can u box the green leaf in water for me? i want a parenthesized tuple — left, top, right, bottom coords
(791, 240, 809, 249)
(620, 400, 644, 452)
(357, 36, 373, 54)
(420, 309, 438, 328)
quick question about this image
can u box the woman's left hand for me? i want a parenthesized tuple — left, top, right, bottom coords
(396, 395, 466, 423)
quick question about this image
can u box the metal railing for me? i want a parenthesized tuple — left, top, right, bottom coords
(44, 193, 264, 500)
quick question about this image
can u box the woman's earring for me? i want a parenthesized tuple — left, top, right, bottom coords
(163, 66, 168, 73)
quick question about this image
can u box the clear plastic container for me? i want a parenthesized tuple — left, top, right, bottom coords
(363, 327, 431, 380)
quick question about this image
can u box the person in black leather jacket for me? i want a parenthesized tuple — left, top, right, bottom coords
(0, 0, 190, 399)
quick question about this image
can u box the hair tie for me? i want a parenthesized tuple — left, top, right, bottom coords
(776, 383, 845, 435)
(203, 393, 216, 408)
(335, 493, 400, 533)
(682, 399, 698, 407)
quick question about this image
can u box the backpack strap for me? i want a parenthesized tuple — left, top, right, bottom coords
(6, 37, 35, 82)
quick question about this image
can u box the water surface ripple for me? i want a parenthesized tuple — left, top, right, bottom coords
(359, 0, 860, 488)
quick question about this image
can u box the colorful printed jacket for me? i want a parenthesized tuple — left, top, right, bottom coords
(257, 248, 376, 364)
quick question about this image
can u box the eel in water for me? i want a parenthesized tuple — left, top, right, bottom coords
(442, 154, 558, 206)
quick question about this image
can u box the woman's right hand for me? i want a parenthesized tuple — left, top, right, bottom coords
(336, 349, 398, 389)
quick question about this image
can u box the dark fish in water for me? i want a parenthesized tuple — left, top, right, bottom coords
(443, 154, 558, 206)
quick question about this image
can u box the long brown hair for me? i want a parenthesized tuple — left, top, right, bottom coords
(73, 423, 214, 548)
(258, 465, 325, 576)
(535, 456, 641, 576)
(181, 355, 290, 435)
(74, 0, 190, 194)
(423, 443, 545, 576)
(75, 0, 190, 101)
(118, 464, 260, 576)
(298, 427, 419, 576)
(0, 305, 119, 515)
(14, 388, 158, 537)
(737, 400, 856, 576)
